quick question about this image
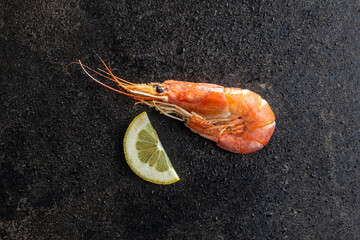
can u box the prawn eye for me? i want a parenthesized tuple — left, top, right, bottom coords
(155, 85, 164, 93)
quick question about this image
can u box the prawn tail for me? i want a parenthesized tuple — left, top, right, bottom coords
(186, 112, 276, 154)
(217, 122, 275, 154)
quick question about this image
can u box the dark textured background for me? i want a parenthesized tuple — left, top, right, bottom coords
(1, 0, 359, 239)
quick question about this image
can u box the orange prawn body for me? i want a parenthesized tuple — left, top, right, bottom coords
(162, 81, 276, 154)
(79, 61, 276, 154)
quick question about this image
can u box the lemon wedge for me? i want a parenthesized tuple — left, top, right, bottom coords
(123, 112, 180, 185)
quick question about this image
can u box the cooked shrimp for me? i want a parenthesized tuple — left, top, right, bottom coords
(78, 60, 276, 154)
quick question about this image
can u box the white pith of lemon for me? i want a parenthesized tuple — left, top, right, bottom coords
(123, 112, 180, 185)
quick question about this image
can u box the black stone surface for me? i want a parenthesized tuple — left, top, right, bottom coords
(1, 1, 359, 239)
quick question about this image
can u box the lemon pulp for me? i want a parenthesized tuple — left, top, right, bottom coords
(123, 112, 180, 185)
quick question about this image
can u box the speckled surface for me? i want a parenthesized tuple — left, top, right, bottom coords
(1, 0, 359, 239)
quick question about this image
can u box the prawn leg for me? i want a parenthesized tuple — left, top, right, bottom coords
(186, 114, 266, 154)
(186, 114, 245, 142)
(141, 100, 192, 122)
(142, 101, 249, 151)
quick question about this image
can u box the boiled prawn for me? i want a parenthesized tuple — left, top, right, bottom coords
(78, 60, 276, 154)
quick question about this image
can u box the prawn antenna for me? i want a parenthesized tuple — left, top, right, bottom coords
(78, 60, 153, 100)
(66, 61, 79, 76)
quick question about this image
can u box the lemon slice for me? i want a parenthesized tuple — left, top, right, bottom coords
(123, 112, 180, 185)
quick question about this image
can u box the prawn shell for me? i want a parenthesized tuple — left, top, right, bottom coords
(164, 81, 230, 119)
(217, 134, 264, 154)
